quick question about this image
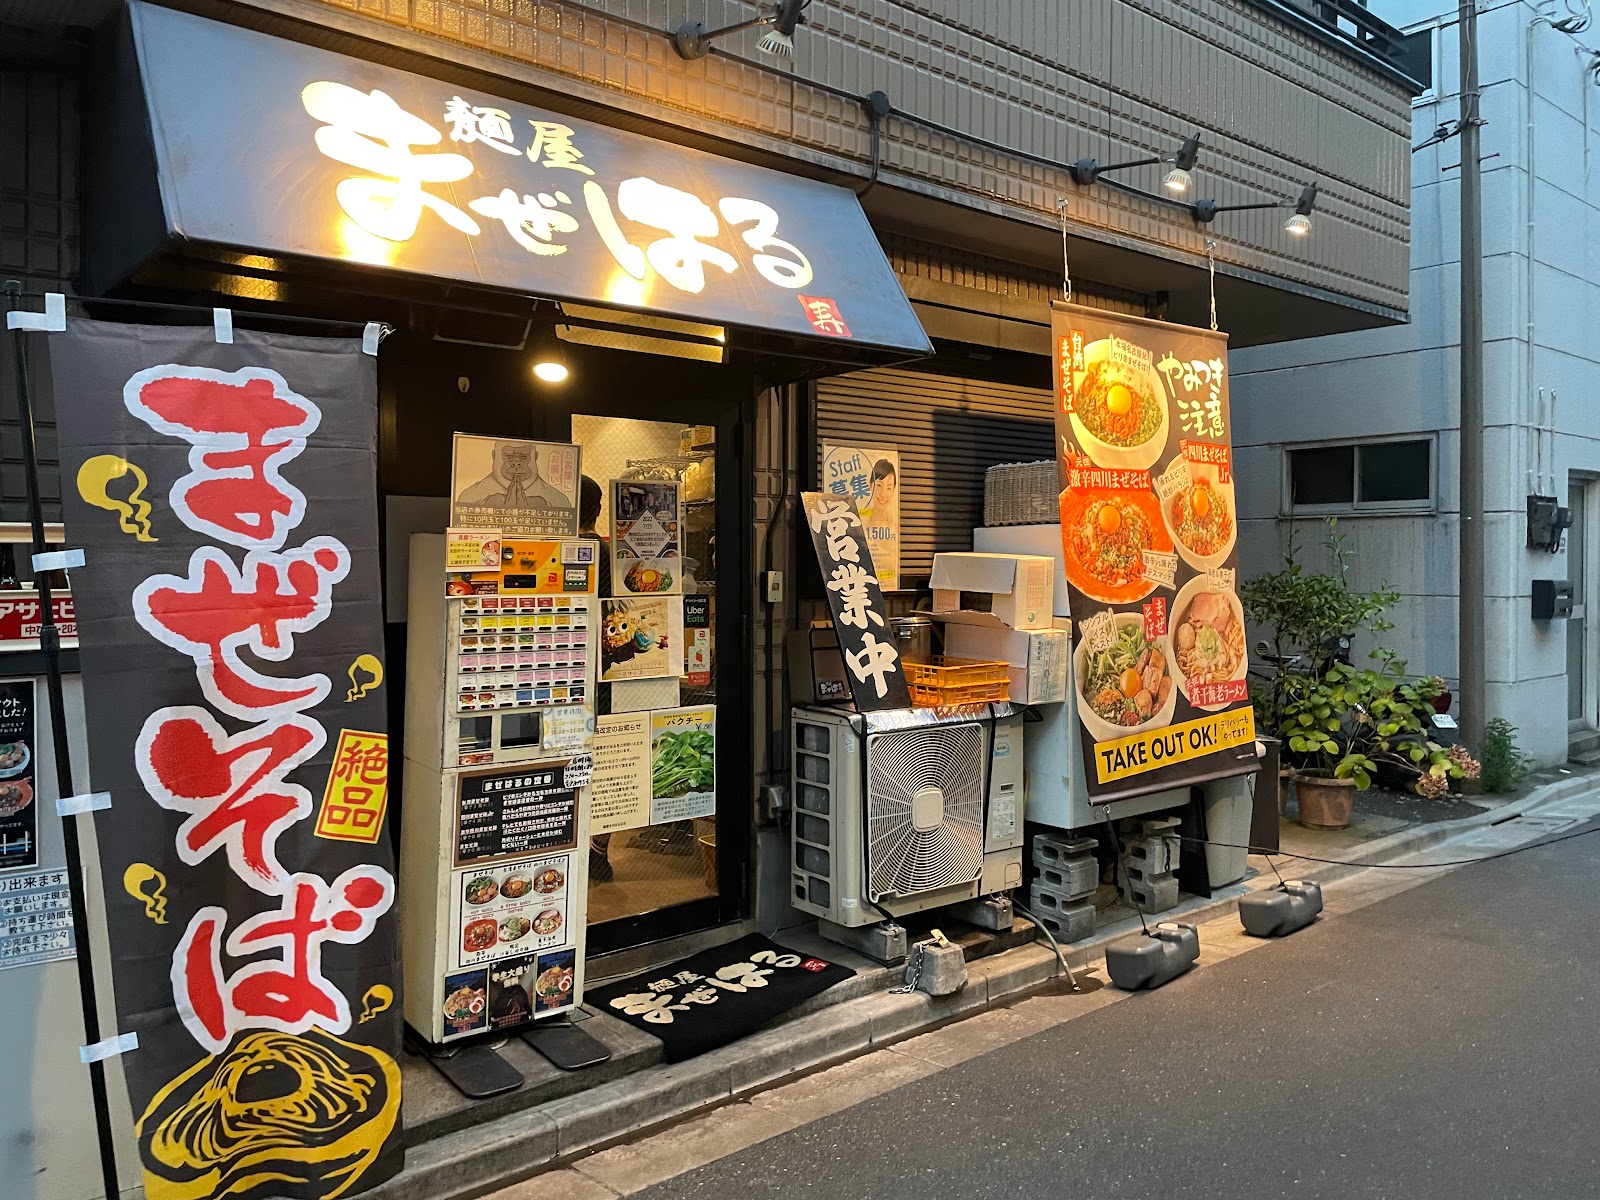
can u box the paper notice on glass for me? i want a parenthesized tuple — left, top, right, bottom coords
(446, 529, 503, 573)
(599, 596, 684, 682)
(612, 480, 682, 596)
(591, 714, 651, 835)
(451, 435, 580, 538)
(649, 706, 716, 824)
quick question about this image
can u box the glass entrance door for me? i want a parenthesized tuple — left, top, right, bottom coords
(548, 351, 750, 960)
(1570, 480, 1594, 730)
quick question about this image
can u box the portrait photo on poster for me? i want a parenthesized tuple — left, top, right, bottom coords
(451, 434, 581, 538)
(821, 444, 900, 591)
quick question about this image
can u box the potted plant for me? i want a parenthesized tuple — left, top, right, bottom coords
(1279, 661, 1466, 828)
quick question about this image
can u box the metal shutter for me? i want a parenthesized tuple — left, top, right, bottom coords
(816, 368, 1053, 582)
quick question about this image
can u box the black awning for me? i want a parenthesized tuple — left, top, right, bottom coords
(86, 2, 932, 367)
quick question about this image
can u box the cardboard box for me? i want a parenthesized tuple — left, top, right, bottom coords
(973, 525, 1072, 618)
(942, 622, 1070, 705)
(929, 552, 1055, 631)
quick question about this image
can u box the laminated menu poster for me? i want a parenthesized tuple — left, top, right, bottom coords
(0, 680, 37, 873)
(1051, 301, 1256, 803)
(599, 596, 683, 681)
(612, 479, 682, 596)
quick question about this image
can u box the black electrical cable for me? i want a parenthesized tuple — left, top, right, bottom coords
(1177, 820, 1600, 870)
(1101, 816, 1151, 937)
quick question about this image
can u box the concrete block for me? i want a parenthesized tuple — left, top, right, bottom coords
(1027, 891, 1096, 942)
(1035, 855, 1098, 900)
(1118, 873, 1180, 913)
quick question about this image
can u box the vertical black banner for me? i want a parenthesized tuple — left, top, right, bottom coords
(47, 321, 402, 1198)
(800, 493, 909, 711)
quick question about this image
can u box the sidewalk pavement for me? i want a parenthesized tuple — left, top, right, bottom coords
(373, 766, 1600, 1200)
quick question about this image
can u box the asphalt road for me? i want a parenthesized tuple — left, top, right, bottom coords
(635, 822, 1600, 1200)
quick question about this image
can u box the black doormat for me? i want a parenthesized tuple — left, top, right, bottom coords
(587, 933, 853, 1062)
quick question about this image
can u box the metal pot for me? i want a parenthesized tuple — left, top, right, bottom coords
(889, 615, 934, 665)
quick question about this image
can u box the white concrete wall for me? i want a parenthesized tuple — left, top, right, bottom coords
(1230, 0, 1600, 766)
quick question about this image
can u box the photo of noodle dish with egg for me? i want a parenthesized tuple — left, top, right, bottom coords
(1170, 577, 1249, 711)
(1162, 465, 1237, 571)
(1066, 338, 1170, 470)
(1074, 614, 1179, 743)
(1059, 486, 1173, 604)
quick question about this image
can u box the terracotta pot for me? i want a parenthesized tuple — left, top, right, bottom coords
(1277, 769, 1296, 815)
(1296, 773, 1356, 830)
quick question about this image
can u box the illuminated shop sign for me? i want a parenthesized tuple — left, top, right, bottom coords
(104, 2, 932, 356)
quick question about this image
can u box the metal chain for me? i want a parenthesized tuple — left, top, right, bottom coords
(1205, 238, 1219, 332)
(1058, 197, 1073, 302)
(891, 942, 924, 994)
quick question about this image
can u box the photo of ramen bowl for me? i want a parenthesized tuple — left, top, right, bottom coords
(1073, 614, 1179, 744)
(532, 908, 563, 936)
(499, 916, 532, 942)
(1170, 576, 1249, 711)
(1162, 467, 1237, 572)
(462, 919, 498, 954)
(0, 741, 30, 779)
(464, 876, 498, 905)
(534, 965, 574, 1001)
(1068, 338, 1169, 470)
(1059, 486, 1174, 605)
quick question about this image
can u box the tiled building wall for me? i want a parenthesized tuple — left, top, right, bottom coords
(292, 0, 1416, 315)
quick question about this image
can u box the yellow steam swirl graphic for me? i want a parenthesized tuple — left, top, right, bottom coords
(76, 455, 157, 542)
(357, 985, 393, 1024)
(122, 863, 169, 925)
(345, 654, 383, 703)
(138, 1031, 400, 1200)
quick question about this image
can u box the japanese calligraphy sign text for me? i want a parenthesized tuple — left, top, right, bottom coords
(102, 2, 931, 357)
(801, 494, 909, 711)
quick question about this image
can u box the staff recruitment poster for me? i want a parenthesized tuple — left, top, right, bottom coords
(48, 321, 403, 1199)
(1051, 301, 1256, 803)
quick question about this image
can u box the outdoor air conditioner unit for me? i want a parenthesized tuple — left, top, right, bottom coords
(790, 705, 1025, 929)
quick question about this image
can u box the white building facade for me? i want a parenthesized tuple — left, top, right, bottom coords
(1231, 0, 1600, 766)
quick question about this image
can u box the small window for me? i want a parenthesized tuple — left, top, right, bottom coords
(1286, 439, 1434, 513)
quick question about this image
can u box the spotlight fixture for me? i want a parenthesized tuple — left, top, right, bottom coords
(1192, 180, 1318, 238)
(1162, 134, 1202, 195)
(1069, 133, 1202, 189)
(674, 0, 809, 61)
(530, 318, 570, 383)
(1284, 182, 1318, 236)
(532, 358, 569, 384)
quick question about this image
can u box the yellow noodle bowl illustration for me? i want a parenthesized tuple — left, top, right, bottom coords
(138, 1030, 400, 1200)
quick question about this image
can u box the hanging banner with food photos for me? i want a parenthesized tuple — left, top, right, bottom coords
(45, 320, 402, 1199)
(0, 680, 38, 872)
(800, 493, 910, 711)
(1051, 301, 1256, 803)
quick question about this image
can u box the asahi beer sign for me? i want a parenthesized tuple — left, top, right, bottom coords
(1051, 301, 1256, 803)
(47, 321, 403, 1199)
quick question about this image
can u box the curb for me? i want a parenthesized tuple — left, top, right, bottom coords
(380, 770, 1600, 1200)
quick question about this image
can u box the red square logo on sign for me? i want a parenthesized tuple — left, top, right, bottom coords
(1143, 597, 1168, 640)
(798, 296, 852, 338)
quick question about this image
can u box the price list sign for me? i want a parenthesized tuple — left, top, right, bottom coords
(455, 763, 580, 865)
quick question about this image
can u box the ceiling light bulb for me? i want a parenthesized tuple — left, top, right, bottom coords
(1162, 167, 1191, 195)
(1284, 212, 1312, 236)
(533, 360, 570, 383)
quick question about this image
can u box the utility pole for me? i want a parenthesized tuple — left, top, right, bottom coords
(1458, 0, 1486, 749)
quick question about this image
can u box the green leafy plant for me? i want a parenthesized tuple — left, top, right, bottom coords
(1279, 660, 1459, 794)
(1478, 717, 1532, 794)
(1241, 520, 1399, 734)
(651, 728, 716, 797)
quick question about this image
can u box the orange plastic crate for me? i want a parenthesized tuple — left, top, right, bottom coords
(903, 656, 1011, 707)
